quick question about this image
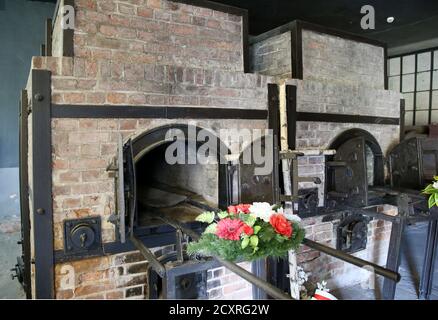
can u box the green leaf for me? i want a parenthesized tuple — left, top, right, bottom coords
(241, 237, 250, 249)
(204, 223, 217, 234)
(241, 214, 256, 227)
(217, 211, 229, 219)
(429, 195, 436, 208)
(253, 226, 262, 235)
(275, 234, 286, 243)
(250, 235, 259, 248)
(196, 212, 215, 224)
(435, 193, 438, 207)
(434, 176, 438, 181)
(424, 185, 437, 194)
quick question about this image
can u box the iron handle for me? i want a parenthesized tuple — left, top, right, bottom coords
(298, 177, 321, 184)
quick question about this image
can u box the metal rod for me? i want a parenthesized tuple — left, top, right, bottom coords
(160, 217, 294, 300)
(303, 238, 401, 282)
(186, 199, 219, 212)
(175, 229, 184, 263)
(215, 256, 293, 300)
(130, 235, 166, 278)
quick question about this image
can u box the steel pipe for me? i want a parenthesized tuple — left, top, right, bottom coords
(303, 238, 401, 282)
(130, 235, 166, 278)
(215, 256, 293, 300)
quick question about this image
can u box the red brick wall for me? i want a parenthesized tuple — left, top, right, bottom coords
(25, 0, 272, 300)
(74, 0, 244, 72)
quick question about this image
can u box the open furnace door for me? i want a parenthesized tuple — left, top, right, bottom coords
(237, 135, 281, 299)
(332, 136, 368, 207)
(114, 135, 137, 243)
(389, 138, 423, 189)
(238, 136, 279, 204)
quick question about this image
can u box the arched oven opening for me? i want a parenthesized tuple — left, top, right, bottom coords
(126, 125, 230, 244)
(326, 129, 385, 209)
(325, 129, 384, 253)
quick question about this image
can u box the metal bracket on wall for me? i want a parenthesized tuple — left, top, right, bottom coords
(279, 150, 321, 213)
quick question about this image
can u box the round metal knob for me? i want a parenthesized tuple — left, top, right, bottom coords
(34, 93, 44, 101)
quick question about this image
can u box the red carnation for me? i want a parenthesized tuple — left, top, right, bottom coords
(236, 204, 251, 214)
(216, 218, 244, 240)
(269, 214, 293, 238)
(242, 224, 254, 236)
(227, 204, 251, 214)
(227, 205, 238, 214)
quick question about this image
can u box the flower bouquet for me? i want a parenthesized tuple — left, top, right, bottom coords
(187, 202, 305, 262)
(423, 176, 438, 208)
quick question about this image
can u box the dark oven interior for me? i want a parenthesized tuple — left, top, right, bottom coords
(135, 140, 219, 228)
(123, 125, 230, 242)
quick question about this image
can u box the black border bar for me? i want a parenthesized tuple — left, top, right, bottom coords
(32, 70, 55, 299)
(296, 112, 399, 125)
(51, 104, 269, 120)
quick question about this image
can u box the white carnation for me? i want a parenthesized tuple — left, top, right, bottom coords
(249, 202, 274, 222)
(433, 181, 438, 189)
(285, 213, 302, 223)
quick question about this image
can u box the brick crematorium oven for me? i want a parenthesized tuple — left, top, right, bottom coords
(16, 0, 412, 300)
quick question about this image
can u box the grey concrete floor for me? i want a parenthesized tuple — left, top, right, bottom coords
(333, 222, 438, 300)
(0, 229, 25, 299)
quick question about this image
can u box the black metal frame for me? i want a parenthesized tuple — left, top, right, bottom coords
(127, 124, 231, 237)
(419, 215, 438, 300)
(28, 74, 273, 298)
(400, 99, 406, 141)
(327, 128, 385, 188)
(45, 18, 52, 57)
(51, 104, 268, 120)
(296, 112, 399, 125)
(31, 69, 55, 299)
(19, 89, 32, 299)
(388, 47, 437, 126)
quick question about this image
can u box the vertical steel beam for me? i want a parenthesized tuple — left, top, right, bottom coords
(400, 99, 405, 141)
(19, 90, 32, 299)
(419, 219, 438, 300)
(32, 70, 54, 299)
(45, 18, 52, 57)
(382, 194, 409, 300)
(251, 259, 268, 299)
